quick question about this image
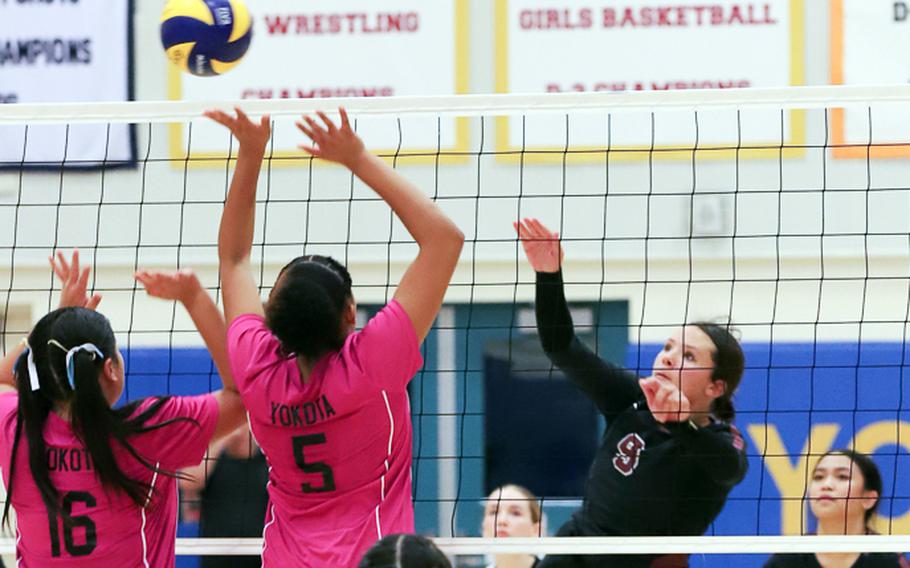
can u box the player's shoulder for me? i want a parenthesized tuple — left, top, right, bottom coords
(358, 300, 412, 337)
(0, 391, 18, 427)
(344, 300, 421, 364)
(706, 419, 747, 450)
(0, 390, 16, 408)
(130, 394, 216, 425)
(228, 312, 271, 342)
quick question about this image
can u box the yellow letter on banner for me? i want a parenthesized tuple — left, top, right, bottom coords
(747, 423, 840, 535)
(852, 420, 910, 534)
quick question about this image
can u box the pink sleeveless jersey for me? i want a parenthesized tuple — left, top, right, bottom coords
(227, 300, 423, 568)
(0, 392, 217, 567)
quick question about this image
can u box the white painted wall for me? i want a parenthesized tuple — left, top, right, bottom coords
(0, 2, 908, 346)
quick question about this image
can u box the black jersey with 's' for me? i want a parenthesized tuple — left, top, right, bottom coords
(534, 271, 748, 568)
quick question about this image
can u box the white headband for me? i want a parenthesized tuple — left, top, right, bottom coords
(25, 342, 39, 392)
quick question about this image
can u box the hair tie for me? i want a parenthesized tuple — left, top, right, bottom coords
(48, 340, 104, 390)
(24, 343, 40, 392)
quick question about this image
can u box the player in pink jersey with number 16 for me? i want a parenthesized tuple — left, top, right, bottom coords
(0, 251, 248, 567)
(208, 106, 464, 567)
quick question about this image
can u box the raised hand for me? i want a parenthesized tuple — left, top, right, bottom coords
(204, 107, 271, 152)
(295, 108, 365, 168)
(639, 377, 692, 424)
(135, 268, 204, 306)
(50, 250, 102, 310)
(514, 218, 563, 273)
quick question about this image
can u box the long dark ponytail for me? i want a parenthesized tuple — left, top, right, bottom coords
(692, 322, 744, 422)
(2, 307, 193, 528)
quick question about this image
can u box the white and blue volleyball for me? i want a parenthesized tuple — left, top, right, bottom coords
(160, 0, 252, 77)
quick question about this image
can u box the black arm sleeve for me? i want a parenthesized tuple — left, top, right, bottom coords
(535, 270, 642, 420)
(667, 420, 749, 487)
(535, 270, 575, 353)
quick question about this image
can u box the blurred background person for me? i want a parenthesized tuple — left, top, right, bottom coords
(180, 427, 269, 568)
(482, 484, 544, 568)
(764, 449, 910, 568)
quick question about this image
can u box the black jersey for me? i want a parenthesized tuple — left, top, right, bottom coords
(199, 449, 270, 568)
(765, 552, 910, 567)
(534, 271, 748, 568)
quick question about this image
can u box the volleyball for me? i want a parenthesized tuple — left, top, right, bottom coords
(160, 0, 252, 77)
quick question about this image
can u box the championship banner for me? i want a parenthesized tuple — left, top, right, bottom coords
(169, 0, 469, 164)
(830, 0, 910, 158)
(0, 0, 134, 168)
(494, 0, 805, 161)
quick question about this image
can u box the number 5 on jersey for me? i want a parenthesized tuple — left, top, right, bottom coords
(292, 433, 336, 493)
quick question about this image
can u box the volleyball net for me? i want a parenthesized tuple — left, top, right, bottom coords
(1, 86, 910, 565)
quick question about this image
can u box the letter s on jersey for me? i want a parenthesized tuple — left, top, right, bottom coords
(613, 433, 645, 476)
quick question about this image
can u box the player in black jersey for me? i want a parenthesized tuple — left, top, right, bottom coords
(515, 218, 748, 568)
(765, 450, 910, 568)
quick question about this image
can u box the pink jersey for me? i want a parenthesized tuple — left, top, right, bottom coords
(0, 392, 218, 567)
(227, 300, 423, 568)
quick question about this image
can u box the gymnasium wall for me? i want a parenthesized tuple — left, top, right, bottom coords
(0, 2, 908, 562)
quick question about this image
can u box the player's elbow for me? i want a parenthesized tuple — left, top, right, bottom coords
(217, 225, 254, 266)
(711, 454, 749, 487)
(450, 224, 466, 245)
(432, 223, 465, 258)
(217, 244, 249, 267)
(539, 325, 576, 355)
(218, 261, 249, 289)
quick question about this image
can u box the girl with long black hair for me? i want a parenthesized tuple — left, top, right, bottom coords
(0, 252, 247, 566)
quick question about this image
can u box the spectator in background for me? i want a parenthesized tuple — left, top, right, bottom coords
(181, 427, 269, 568)
(482, 484, 544, 568)
(764, 449, 910, 568)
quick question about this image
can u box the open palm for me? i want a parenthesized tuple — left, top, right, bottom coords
(204, 107, 271, 151)
(295, 108, 365, 168)
(514, 218, 563, 273)
(135, 269, 201, 305)
(50, 250, 102, 310)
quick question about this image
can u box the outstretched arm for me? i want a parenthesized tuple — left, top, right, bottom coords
(515, 218, 563, 275)
(517, 219, 641, 419)
(298, 109, 464, 341)
(206, 108, 272, 325)
(0, 250, 102, 390)
(515, 219, 570, 352)
(135, 268, 246, 441)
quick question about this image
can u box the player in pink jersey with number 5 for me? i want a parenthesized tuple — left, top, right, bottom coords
(208, 106, 464, 567)
(0, 251, 248, 567)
